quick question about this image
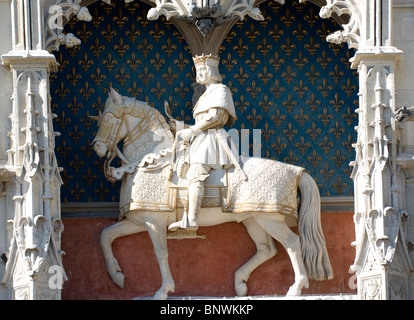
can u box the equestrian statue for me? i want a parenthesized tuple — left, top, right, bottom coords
(91, 54, 333, 299)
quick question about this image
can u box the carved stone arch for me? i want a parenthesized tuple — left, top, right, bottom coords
(44, 0, 93, 52)
(44, 0, 362, 55)
(51, 0, 359, 201)
(296, 0, 361, 50)
(43, 0, 358, 298)
(38, 0, 410, 301)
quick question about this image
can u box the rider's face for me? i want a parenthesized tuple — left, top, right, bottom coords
(196, 66, 209, 85)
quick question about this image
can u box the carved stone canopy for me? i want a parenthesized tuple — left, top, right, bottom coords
(96, 0, 284, 36)
(146, 0, 285, 36)
(92, 0, 284, 55)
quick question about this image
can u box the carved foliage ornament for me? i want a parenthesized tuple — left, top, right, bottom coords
(14, 216, 51, 278)
(1, 217, 67, 284)
(300, 0, 361, 50)
(146, 0, 283, 21)
(396, 106, 414, 122)
(365, 207, 400, 265)
(101, 0, 360, 44)
(45, 0, 92, 52)
(46, 0, 361, 47)
(103, 0, 285, 36)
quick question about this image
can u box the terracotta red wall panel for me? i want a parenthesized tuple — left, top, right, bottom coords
(61, 211, 356, 299)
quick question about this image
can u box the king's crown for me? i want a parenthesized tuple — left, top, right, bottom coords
(193, 53, 220, 68)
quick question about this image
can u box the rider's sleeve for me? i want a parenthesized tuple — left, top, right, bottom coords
(189, 108, 230, 135)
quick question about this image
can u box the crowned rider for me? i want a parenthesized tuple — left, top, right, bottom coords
(168, 54, 238, 231)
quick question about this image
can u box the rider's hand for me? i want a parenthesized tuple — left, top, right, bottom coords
(177, 128, 194, 141)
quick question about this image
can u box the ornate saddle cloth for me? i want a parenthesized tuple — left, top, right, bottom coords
(224, 157, 304, 223)
(119, 160, 225, 217)
(119, 153, 303, 223)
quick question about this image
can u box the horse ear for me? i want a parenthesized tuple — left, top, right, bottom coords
(110, 87, 123, 104)
(89, 111, 103, 123)
(164, 100, 174, 120)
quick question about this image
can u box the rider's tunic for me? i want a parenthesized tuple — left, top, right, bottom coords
(186, 83, 237, 168)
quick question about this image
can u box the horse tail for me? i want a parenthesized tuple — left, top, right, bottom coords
(297, 172, 334, 281)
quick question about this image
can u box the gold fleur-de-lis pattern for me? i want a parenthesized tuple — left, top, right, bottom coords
(51, 0, 194, 203)
(50, 0, 358, 203)
(219, 0, 358, 197)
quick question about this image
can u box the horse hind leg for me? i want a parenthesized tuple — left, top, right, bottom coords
(235, 217, 278, 297)
(100, 218, 146, 288)
(254, 214, 309, 297)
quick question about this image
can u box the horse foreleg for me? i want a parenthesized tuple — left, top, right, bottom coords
(235, 217, 277, 296)
(144, 215, 175, 300)
(255, 214, 309, 297)
(100, 218, 146, 288)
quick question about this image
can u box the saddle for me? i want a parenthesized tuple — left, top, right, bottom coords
(117, 148, 223, 216)
(169, 166, 227, 210)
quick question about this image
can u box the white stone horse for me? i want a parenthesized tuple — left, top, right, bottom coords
(91, 87, 333, 299)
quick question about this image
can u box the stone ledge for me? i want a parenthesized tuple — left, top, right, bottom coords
(61, 197, 355, 218)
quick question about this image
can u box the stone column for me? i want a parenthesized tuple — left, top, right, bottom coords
(350, 47, 411, 300)
(300, 0, 412, 300)
(0, 0, 66, 300)
(348, 0, 411, 300)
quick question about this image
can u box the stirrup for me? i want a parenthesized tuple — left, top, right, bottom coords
(168, 218, 199, 231)
(186, 218, 199, 231)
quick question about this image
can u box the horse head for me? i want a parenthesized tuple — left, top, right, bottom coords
(91, 87, 175, 162)
(91, 87, 129, 158)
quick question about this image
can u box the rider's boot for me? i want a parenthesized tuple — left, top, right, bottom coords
(168, 181, 204, 231)
(186, 181, 204, 230)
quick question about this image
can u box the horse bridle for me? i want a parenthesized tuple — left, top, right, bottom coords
(93, 109, 132, 182)
(93, 98, 171, 182)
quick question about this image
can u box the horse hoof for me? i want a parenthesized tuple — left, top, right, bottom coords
(235, 282, 248, 297)
(111, 272, 125, 288)
(286, 285, 301, 296)
(286, 277, 309, 296)
(153, 282, 175, 300)
(153, 290, 168, 300)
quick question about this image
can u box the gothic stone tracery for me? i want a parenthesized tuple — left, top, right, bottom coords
(0, 0, 412, 300)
